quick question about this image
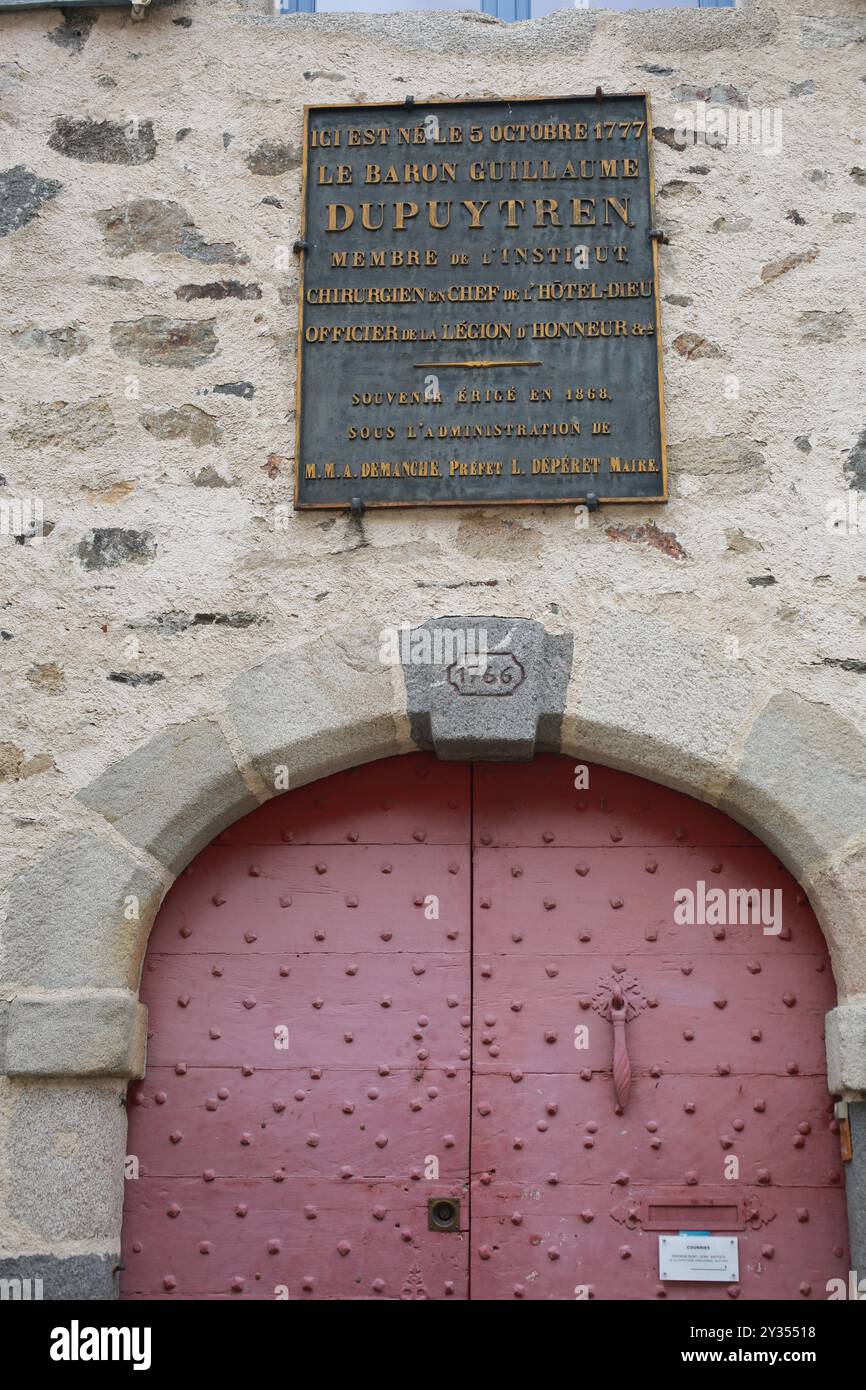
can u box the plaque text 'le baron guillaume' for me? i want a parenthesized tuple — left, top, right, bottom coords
(294, 95, 667, 509)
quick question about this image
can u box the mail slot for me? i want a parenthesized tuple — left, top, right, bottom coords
(645, 1201, 741, 1231)
(625, 1191, 758, 1232)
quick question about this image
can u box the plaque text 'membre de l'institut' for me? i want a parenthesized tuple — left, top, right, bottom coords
(295, 95, 666, 509)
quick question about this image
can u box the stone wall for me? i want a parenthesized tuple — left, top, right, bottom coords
(1, 0, 865, 1295)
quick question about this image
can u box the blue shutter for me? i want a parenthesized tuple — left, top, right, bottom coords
(482, 0, 531, 19)
(275, 0, 315, 12)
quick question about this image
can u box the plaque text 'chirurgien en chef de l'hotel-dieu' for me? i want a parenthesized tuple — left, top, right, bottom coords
(294, 95, 667, 510)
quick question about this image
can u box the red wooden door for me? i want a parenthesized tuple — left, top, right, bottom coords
(470, 758, 848, 1300)
(122, 756, 472, 1300)
(122, 753, 848, 1300)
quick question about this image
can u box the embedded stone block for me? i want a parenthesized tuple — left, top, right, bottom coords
(3, 993, 147, 1079)
(402, 617, 573, 761)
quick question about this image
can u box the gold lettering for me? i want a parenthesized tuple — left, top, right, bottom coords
(462, 199, 490, 229)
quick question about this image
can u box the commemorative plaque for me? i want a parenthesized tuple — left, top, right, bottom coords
(294, 95, 666, 509)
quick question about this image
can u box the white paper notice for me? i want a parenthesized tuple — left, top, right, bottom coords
(658, 1235, 739, 1283)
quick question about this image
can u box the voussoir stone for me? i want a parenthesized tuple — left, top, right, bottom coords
(225, 628, 405, 793)
(719, 693, 866, 871)
(78, 718, 258, 875)
(3, 993, 147, 1079)
(802, 845, 866, 999)
(562, 611, 758, 798)
(3, 832, 163, 990)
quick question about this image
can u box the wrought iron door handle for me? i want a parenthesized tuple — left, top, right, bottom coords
(591, 969, 648, 1113)
(610, 990, 632, 1112)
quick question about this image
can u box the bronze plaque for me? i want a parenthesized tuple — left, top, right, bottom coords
(294, 94, 666, 510)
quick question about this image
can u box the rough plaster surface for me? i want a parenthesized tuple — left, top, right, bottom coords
(0, 0, 865, 1282)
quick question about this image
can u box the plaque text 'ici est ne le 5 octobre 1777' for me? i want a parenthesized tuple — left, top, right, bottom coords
(295, 95, 667, 509)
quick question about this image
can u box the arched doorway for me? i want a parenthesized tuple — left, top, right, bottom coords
(121, 752, 848, 1300)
